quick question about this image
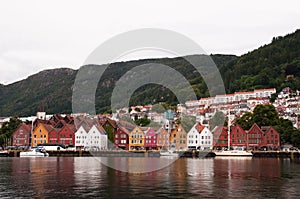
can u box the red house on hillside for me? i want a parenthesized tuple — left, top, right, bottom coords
(12, 123, 32, 148)
(212, 126, 228, 149)
(247, 123, 264, 149)
(144, 128, 158, 150)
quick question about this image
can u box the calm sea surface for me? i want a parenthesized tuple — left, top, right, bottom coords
(0, 157, 300, 198)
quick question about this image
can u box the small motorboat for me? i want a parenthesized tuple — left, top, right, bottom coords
(20, 147, 49, 157)
(0, 150, 9, 157)
(160, 150, 179, 157)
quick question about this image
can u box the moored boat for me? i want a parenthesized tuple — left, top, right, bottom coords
(214, 146, 253, 157)
(20, 147, 49, 157)
(160, 150, 179, 157)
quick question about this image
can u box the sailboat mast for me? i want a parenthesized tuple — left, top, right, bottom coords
(228, 110, 230, 150)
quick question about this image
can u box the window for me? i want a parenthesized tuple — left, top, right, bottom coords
(174, 134, 176, 138)
(115, 134, 118, 138)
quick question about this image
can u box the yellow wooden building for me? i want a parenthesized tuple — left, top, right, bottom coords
(31, 123, 53, 147)
(129, 126, 145, 150)
(169, 124, 187, 150)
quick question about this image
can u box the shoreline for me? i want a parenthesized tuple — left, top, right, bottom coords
(1, 150, 300, 159)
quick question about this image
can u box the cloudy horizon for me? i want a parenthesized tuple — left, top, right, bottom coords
(1, 0, 300, 85)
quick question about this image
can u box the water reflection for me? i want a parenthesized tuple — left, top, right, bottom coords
(0, 157, 299, 198)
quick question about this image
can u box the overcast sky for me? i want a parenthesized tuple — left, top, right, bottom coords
(1, 0, 300, 85)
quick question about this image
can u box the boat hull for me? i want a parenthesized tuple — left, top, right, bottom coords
(214, 150, 253, 157)
(160, 151, 179, 157)
(20, 151, 49, 157)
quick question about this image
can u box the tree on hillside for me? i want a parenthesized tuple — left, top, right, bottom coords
(236, 112, 254, 130)
(252, 104, 279, 127)
(0, 117, 22, 147)
(134, 117, 151, 127)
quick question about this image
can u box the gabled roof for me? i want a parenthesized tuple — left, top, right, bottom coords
(145, 128, 157, 136)
(37, 123, 54, 133)
(117, 126, 130, 135)
(248, 123, 263, 133)
(195, 123, 205, 133)
(14, 123, 32, 134)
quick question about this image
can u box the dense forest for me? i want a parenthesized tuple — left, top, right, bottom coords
(1, 29, 300, 116)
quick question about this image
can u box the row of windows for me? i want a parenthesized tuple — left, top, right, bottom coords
(76, 140, 101, 144)
(159, 134, 168, 138)
(131, 134, 143, 138)
(115, 134, 127, 138)
(189, 136, 211, 140)
(33, 140, 47, 143)
(145, 140, 156, 144)
(145, 136, 156, 139)
(173, 134, 186, 138)
(115, 140, 127, 144)
(232, 139, 246, 143)
(249, 134, 261, 138)
(34, 135, 46, 138)
(232, 134, 245, 138)
(189, 140, 211, 145)
(131, 140, 143, 144)
(249, 139, 261, 144)
(173, 140, 186, 144)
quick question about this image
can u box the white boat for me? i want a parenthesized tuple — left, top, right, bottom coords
(214, 147, 253, 157)
(160, 150, 179, 157)
(0, 150, 9, 156)
(20, 148, 49, 157)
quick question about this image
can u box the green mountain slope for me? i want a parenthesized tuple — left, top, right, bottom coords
(221, 29, 300, 92)
(1, 28, 300, 116)
(0, 55, 236, 116)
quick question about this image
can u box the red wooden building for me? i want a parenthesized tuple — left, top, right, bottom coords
(59, 124, 76, 146)
(261, 126, 280, 150)
(247, 123, 264, 149)
(12, 123, 32, 148)
(114, 127, 130, 150)
(48, 128, 61, 144)
(212, 126, 228, 149)
(230, 124, 247, 148)
(144, 128, 158, 150)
